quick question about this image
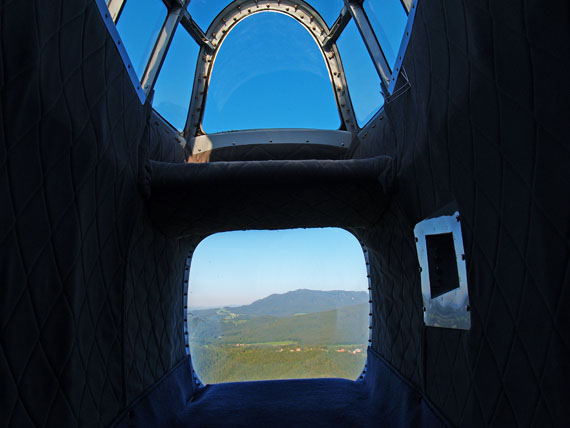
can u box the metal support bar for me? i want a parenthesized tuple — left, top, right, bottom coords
(95, 0, 145, 103)
(184, 0, 358, 137)
(181, 10, 215, 51)
(163, 0, 185, 8)
(400, 0, 412, 14)
(141, 4, 187, 96)
(323, 6, 351, 50)
(344, 0, 390, 95)
(106, 0, 126, 22)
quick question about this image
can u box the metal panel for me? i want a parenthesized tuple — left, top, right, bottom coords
(190, 129, 353, 154)
(94, 0, 146, 104)
(414, 211, 471, 330)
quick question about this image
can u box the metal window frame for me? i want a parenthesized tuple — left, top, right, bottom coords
(183, 250, 205, 390)
(387, 0, 417, 94)
(99, 0, 419, 138)
(344, 0, 418, 99)
(189, 128, 353, 155)
(344, 0, 390, 95)
(103, 0, 192, 100)
(95, 0, 146, 104)
(357, 241, 373, 382)
(185, 230, 373, 385)
(183, 0, 359, 138)
(140, 2, 189, 97)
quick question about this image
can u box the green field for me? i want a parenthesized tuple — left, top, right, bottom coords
(188, 292, 369, 384)
(192, 343, 367, 384)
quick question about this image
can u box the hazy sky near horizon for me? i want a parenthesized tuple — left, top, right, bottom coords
(188, 228, 369, 308)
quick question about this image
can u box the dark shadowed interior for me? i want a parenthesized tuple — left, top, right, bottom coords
(1, 0, 569, 427)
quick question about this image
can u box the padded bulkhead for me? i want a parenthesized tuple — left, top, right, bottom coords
(187, 142, 348, 163)
(351, 0, 570, 427)
(145, 156, 394, 237)
(0, 1, 192, 426)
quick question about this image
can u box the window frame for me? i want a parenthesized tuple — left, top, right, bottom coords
(97, 0, 419, 143)
(182, 229, 373, 386)
(183, 0, 359, 138)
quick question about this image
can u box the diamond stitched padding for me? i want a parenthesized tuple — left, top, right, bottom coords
(351, 0, 570, 426)
(0, 1, 188, 426)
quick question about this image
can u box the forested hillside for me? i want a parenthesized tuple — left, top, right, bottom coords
(187, 290, 369, 383)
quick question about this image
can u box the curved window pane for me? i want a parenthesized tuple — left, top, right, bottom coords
(202, 12, 340, 133)
(187, 228, 369, 384)
(308, 0, 344, 28)
(364, 0, 408, 69)
(188, 0, 232, 32)
(116, 0, 167, 79)
(153, 28, 199, 131)
(337, 20, 384, 127)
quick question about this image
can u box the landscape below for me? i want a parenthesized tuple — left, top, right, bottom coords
(188, 289, 369, 384)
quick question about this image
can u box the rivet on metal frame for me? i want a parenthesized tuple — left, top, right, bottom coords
(414, 209, 471, 330)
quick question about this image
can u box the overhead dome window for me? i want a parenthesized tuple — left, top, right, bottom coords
(201, 12, 340, 133)
(186, 228, 370, 384)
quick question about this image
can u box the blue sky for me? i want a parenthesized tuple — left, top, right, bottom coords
(188, 228, 369, 308)
(114, 1, 408, 308)
(116, 2, 408, 131)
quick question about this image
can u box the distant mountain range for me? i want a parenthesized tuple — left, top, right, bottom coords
(188, 289, 370, 346)
(192, 289, 369, 318)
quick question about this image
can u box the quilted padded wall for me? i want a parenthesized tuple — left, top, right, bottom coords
(0, 0, 189, 426)
(352, 0, 570, 426)
(122, 117, 191, 405)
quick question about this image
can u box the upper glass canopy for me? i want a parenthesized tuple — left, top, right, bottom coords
(111, 0, 415, 134)
(202, 12, 340, 133)
(189, 0, 344, 31)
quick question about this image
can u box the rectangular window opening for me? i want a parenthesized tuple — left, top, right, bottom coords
(186, 228, 370, 384)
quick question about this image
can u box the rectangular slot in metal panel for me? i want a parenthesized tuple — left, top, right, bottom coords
(425, 232, 460, 298)
(414, 211, 470, 330)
